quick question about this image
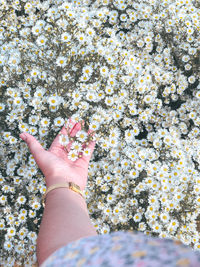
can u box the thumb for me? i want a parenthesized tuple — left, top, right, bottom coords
(19, 132, 45, 160)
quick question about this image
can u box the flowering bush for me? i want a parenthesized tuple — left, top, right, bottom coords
(0, 0, 199, 265)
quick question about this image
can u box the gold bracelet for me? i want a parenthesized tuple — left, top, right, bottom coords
(42, 182, 85, 208)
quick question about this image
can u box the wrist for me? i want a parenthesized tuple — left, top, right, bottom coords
(45, 176, 71, 188)
(45, 186, 88, 213)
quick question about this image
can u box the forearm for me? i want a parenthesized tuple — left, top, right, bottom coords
(36, 183, 98, 266)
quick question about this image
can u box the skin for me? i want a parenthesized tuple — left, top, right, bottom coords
(19, 118, 98, 266)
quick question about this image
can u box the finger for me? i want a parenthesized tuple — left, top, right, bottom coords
(87, 129, 96, 156)
(48, 117, 77, 151)
(79, 129, 96, 163)
(48, 125, 68, 151)
(19, 132, 45, 163)
(70, 121, 82, 137)
(66, 121, 82, 151)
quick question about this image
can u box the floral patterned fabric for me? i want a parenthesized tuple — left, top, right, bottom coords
(41, 230, 200, 267)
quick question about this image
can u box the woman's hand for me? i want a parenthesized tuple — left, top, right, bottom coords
(19, 118, 96, 190)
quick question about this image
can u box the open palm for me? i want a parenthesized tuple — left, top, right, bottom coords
(19, 118, 96, 190)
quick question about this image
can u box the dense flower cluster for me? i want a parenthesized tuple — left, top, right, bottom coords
(0, 0, 199, 265)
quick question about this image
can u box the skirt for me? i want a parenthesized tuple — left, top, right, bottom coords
(41, 230, 200, 267)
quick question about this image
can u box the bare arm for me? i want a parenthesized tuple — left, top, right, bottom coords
(19, 119, 98, 266)
(36, 180, 98, 266)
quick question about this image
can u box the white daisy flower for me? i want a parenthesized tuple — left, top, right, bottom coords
(36, 35, 47, 46)
(194, 242, 200, 250)
(129, 106, 138, 116)
(70, 114, 81, 123)
(132, 126, 139, 136)
(7, 227, 16, 237)
(168, 220, 179, 231)
(24, 2, 32, 10)
(30, 68, 39, 78)
(54, 117, 64, 127)
(29, 210, 36, 218)
(153, 223, 162, 233)
(109, 138, 118, 147)
(56, 56, 67, 67)
(133, 213, 142, 222)
(160, 212, 170, 223)
(95, 176, 103, 186)
(18, 228, 27, 240)
(103, 205, 112, 216)
(71, 141, 82, 152)
(79, 48, 86, 56)
(153, 138, 162, 148)
(137, 39, 144, 48)
(40, 71, 47, 80)
(187, 27, 194, 35)
(83, 147, 91, 157)
(188, 75, 196, 84)
(185, 63, 192, 71)
(72, 91, 82, 101)
(135, 160, 145, 171)
(9, 136, 18, 145)
(27, 231, 37, 242)
(0, 102, 5, 112)
(105, 96, 114, 106)
(6, 214, 15, 225)
(138, 222, 146, 231)
(36, 19, 46, 28)
(18, 214, 27, 223)
(86, 27, 95, 36)
(39, 127, 48, 137)
(48, 95, 60, 106)
(34, 89, 45, 98)
(29, 126, 37, 135)
(100, 66, 109, 77)
(163, 135, 172, 145)
(17, 195, 27, 205)
(80, 74, 90, 82)
(29, 115, 39, 125)
(129, 198, 138, 207)
(144, 94, 153, 104)
(31, 201, 41, 210)
(68, 150, 78, 161)
(129, 169, 139, 179)
(106, 194, 116, 203)
(4, 240, 13, 251)
(76, 130, 88, 142)
(82, 65, 93, 76)
(20, 208, 27, 216)
(86, 92, 97, 102)
(2, 185, 10, 193)
(15, 244, 24, 254)
(113, 110, 123, 120)
(125, 129, 134, 141)
(0, 55, 6, 66)
(8, 55, 21, 66)
(13, 97, 23, 106)
(105, 86, 114, 95)
(89, 120, 100, 131)
(113, 207, 121, 215)
(77, 33, 86, 44)
(41, 117, 50, 128)
(99, 223, 110, 235)
(61, 1, 72, 10)
(0, 195, 7, 205)
(0, 219, 5, 230)
(59, 134, 69, 146)
(61, 32, 71, 42)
